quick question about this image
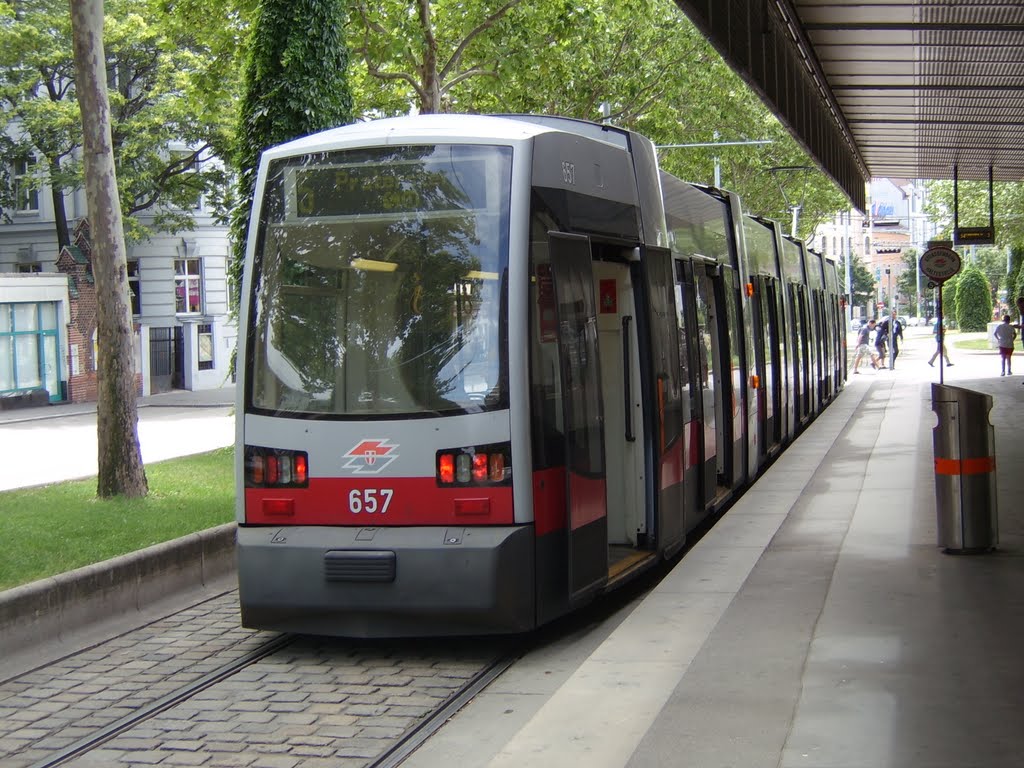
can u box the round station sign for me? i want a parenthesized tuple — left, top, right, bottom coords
(919, 247, 962, 282)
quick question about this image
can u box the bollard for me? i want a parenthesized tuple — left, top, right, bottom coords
(931, 383, 998, 553)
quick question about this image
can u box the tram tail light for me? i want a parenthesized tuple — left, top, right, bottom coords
(437, 443, 511, 486)
(245, 446, 309, 488)
(439, 453, 455, 483)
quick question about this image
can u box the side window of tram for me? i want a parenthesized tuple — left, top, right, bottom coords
(645, 254, 683, 449)
(558, 278, 604, 476)
(529, 254, 565, 470)
(673, 281, 695, 417)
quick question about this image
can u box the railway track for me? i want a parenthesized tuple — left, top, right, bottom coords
(27, 633, 296, 768)
(2, 591, 525, 768)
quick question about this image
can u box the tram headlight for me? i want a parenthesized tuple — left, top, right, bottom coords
(436, 443, 511, 487)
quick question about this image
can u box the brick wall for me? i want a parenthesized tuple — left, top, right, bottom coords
(56, 221, 142, 403)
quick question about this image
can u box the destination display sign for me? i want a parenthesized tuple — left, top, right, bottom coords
(919, 246, 962, 282)
(954, 226, 995, 245)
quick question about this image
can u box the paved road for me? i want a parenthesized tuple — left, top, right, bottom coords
(0, 386, 236, 492)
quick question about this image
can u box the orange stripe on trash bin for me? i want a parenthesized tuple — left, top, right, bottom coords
(934, 456, 996, 476)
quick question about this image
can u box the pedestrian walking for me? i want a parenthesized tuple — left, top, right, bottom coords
(993, 314, 1017, 376)
(874, 317, 888, 368)
(852, 319, 879, 374)
(928, 318, 954, 367)
(876, 311, 904, 369)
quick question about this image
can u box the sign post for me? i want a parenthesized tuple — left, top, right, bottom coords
(920, 247, 963, 383)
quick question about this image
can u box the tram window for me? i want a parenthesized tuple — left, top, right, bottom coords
(644, 250, 683, 449)
(248, 144, 512, 417)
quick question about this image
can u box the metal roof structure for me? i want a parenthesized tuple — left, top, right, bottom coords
(675, 1, 1024, 213)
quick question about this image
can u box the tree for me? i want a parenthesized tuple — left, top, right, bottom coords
(353, 0, 530, 114)
(962, 246, 1009, 303)
(841, 252, 876, 316)
(896, 248, 921, 314)
(349, 0, 849, 237)
(70, 0, 147, 498)
(1014, 262, 1024, 312)
(228, 0, 355, 314)
(954, 264, 992, 332)
(924, 177, 1024, 251)
(1007, 244, 1023, 299)
(0, 0, 241, 244)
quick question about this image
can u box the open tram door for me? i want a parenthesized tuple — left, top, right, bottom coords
(547, 233, 609, 601)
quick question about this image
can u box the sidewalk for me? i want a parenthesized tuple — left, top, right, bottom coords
(0, 385, 237, 491)
(0, 383, 237, 425)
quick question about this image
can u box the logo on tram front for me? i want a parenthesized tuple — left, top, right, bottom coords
(342, 439, 399, 474)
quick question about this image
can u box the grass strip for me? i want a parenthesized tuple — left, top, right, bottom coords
(0, 447, 234, 591)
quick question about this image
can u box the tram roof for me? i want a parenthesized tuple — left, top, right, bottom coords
(674, 1, 1024, 212)
(260, 114, 619, 160)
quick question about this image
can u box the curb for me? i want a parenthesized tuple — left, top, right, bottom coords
(0, 523, 237, 658)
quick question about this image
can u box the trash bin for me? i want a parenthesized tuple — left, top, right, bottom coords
(931, 383, 998, 553)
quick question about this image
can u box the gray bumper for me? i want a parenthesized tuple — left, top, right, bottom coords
(237, 524, 535, 638)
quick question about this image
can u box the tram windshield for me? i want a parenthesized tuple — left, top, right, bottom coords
(248, 144, 512, 416)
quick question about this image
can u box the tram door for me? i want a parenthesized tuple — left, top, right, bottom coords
(750, 278, 769, 462)
(592, 256, 648, 569)
(696, 267, 728, 505)
(674, 261, 707, 528)
(548, 233, 608, 599)
(788, 284, 810, 424)
(758, 278, 784, 453)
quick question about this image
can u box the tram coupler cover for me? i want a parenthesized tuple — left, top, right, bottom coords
(931, 383, 998, 553)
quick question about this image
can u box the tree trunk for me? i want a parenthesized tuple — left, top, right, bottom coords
(48, 166, 70, 251)
(418, 0, 441, 113)
(69, 0, 148, 498)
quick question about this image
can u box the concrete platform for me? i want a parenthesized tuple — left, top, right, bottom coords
(403, 332, 1024, 768)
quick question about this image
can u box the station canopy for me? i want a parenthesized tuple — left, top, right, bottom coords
(674, 1, 1024, 213)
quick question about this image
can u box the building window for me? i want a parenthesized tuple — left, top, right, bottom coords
(174, 258, 202, 314)
(198, 323, 214, 370)
(17, 263, 42, 273)
(0, 302, 59, 397)
(127, 259, 141, 315)
(14, 156, 39, 213)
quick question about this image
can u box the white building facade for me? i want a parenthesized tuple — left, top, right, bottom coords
(0, 160, 235, 402)
(811, 178, 937, 320)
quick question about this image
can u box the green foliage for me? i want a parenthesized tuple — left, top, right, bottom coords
(0, 448, 234, 591)
(963, 246, 1008, 299)
(1008, 245, 1023, 299)
(1014, 264, 1024, 315)
(348, 0, 849, 237)
(229, 0, 355, 314)
(924, 177, 1024, 250)
(840, 252, 876, 313)
(897, 248, 921, 311)
(0, 0, 244, 242)
(954, 264, 993, 332)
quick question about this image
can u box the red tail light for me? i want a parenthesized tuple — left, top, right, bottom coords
(436, 443, 511, 487)
(472, 453, 488, 482)
(245, 446, 309, 488)
(439, 453, 455, 483)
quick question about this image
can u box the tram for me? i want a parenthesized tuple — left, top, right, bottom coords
(235, 114, 845, 637)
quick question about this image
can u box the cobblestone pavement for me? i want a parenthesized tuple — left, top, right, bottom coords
(0, 592, 500, 768)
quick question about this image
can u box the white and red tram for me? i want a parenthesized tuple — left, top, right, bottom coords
(235, 114, 845, 637)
